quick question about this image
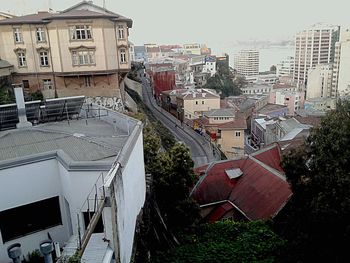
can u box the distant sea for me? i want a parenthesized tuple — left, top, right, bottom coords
(209, 42, 294, 72)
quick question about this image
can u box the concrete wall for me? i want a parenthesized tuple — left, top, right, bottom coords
(0, 158, 106, 262)
(107, 129, 146, 263)
(125, 76, 142, 98)
(183, 97, 220, 119)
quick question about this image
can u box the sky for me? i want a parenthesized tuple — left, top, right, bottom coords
(2, 0, 350, 48)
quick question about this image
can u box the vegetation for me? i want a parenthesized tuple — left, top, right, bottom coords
(203, 74, 243, 98)
(270, 65, 277, 72)
(0, 77, 15, 104)
(275, 101, 350, 262)
(153, 221, 285, 263)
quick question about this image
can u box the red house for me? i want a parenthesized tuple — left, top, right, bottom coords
(151, 68, 176, 99)
(191, 144, 292, 222)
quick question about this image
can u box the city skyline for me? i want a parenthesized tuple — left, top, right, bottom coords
(2, 0, 350, 46)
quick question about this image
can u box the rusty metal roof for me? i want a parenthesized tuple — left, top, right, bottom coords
(191, 144, 292, 221)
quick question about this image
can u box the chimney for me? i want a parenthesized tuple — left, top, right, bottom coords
(14, 87, 32, 128)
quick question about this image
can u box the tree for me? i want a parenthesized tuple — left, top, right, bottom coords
(270, 65, 277, 72)
(275, 101, 350, 262)
(204, 74, 242, 98)
(153, 221, 285, 263)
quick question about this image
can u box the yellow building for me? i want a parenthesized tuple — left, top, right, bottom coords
(204, 109, 247, 158)
(175, 89, 220, 119)
(0, 1, 132, 99)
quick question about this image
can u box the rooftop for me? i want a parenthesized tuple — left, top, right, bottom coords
(0, 96, 139, 170)
(0, 1, 132, 27)
(0, 59, 13, 69)
(258, 103, 288, 114)
(191, 144, 292, 221)
(204, 108, 236, 118)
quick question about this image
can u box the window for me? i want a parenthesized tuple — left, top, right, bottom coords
(84, 76, 92, 87)
(118, 25, 125, 39)
(120, 49, 127, 63)
(13, 28, 23, 43)
(235, 131, 241, 137)
(43, 79, 52, 90)
(0, 196, 62, 242)
(72, 50, 95, 66)
(195, 101, 198, 105)
(17, 51, 27, 67)
(70, 25, 92, 40)
(36, 27, 46, 42)
(202, 101, 204, 104)
(39, 51, 49, 66)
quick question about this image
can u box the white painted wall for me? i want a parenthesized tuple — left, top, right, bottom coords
(0, 158, 107, 262)
(114, 132, 146, 263)
(0, 159, 70, 262)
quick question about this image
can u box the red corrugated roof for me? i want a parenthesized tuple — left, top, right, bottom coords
(191, 144, 292, 221)
(251, 144, 284, 173)
(206, 202, 234, 223)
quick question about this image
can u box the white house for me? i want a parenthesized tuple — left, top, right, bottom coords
(0, 89, 145, 263)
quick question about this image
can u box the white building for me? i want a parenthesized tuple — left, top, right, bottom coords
(129, 41, 135, 62)
(332, 29, 350, 97)
(202, 56, 216, 76)
(245, 74, 278, 85)
(277, 56, 294, 78)
(0, 90, 145, 263)
(241, 84, 273, 95)
(306, 64, 333, 99)
(234, 49, 259, 76)
(294, 23, 340, 87)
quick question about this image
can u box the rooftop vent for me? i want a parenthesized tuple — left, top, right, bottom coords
(7, 243, 21, 263)
(225, 168, 243, 179)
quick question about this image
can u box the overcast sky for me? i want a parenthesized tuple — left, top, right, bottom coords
(2, 0, 350, 46)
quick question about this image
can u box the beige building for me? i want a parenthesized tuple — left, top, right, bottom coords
(294, 23, 340, 87)
(306, 64, 333, 99)
(0, 12, 15, 20)
(204, 109, 247, 158)
(0, 1, 132, 100)
(176, 89, 220, 119)
(183, 43, 201, 55)
(332, 29, 350, 97)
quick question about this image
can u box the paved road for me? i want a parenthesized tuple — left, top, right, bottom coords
(140, 75, 219, 167)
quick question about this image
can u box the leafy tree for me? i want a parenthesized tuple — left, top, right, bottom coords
(152, 143, 199, 229)
(204, 74, 242, 98)
(275, 101, 350, 262)
(153, 221, 285, 263)
(270, 65, 277, 72)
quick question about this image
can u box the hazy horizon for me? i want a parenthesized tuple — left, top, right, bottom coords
(2, 0, 350, 46)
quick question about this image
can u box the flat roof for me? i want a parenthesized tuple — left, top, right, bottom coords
(0, 104, 140, 170)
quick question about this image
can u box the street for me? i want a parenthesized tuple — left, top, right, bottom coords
(140, 74, 219, 167)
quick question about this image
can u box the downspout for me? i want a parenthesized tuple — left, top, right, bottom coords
(45, 24, 58, 98)
(29, 24, 40, 91)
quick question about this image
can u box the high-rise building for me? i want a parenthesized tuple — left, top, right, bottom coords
(234, 49, 259, 76)
(277, 56, 294, 78)
(294, 23, 340, 87)
(332, 29, 350, 97)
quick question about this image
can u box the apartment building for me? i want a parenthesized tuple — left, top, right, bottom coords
(306, 64, 333, 99)
(183, 43, 201, 55)
(233, 49, 259, 76)
(294, 23, 340, 87)
(332, 29, 350, 97)
(0, 1, 132, 100)
(277, 56, 294, 78)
